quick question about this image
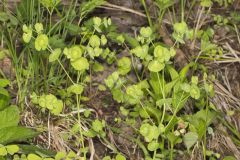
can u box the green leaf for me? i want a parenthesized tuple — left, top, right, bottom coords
(156, 47, 170, 62)
(89, 35, 100, 48)
(92, 119, 104, 132)
(102, 156, 111, 160)
(34, 23, 43, 34)
(80, 0, 106, 19)
(183, 132, 198, 150)
(181, 83, 191, 93)
(67, 84, 84, 95)
(147, 141, 159, 151)
(123, 34, 140, 48)
(130, 45, 149, 59)
(22, 25, 32, 43)
(93, 17, 102, 27)
(0, 12, 9, 22)
(0, 106, 20, 129)
(83, 129, 97, 138)
(19, 144, 55, 157)
(101, 35, 107, 46)
(6, 145, 19, 155)
(191, 76, 198, 85)
(0, 49, 8, 60)
(140, 123, 160, 142)
(93, 62, 104, 72)
(51, 100, 63, 116)
(173, 21, 188, 34)
(112, 88, 125, 103)
(116, 35, 125, 44)
(0, 126, 39, 145)
(140, 27, 152, 38)
(169, 47, 176, 57)
(63, 46, 83, 61)
(40, 0, 60, 8)
(71, 57, 89, 71)
(167, 132, 182, 145)
(55, 152, 66, 160)
(179, 62, 195, 80)
(164, 78, 179, 96)
(49, 48, 61, 62)
(39, 94, 57, 109)
(200, 0, 212, 7)
(148, 60, 165, 72)
(140, 123, 151, 137)
(117, 57, 131, 75)
(104, 72, 119, 89)
(0, 79, 10, 87)
(49, 35, 65, 48)
(0, 89, 10, 111)
(27, 154, 42, 160)
(35, 34, 48, 51)
(115, 154, 126, 160)
(190, 84, 200, 99)
(189, 109, 217, 127)
(126, 85, 143, 104)
(0, 147, 7, 156)
(223, 156, 237, 160)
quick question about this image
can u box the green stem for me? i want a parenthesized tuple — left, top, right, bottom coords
(157, 72, 166, 124)
(57, 59, 75, 84)
(140, 0, 153, 27)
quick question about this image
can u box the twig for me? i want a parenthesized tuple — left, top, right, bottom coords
(102, 2, 147, 18)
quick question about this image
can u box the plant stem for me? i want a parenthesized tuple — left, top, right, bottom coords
(140, 0, 153, 27)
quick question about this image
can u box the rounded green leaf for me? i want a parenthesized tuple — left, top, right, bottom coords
(0, 147, 7, 156)
(6, 145, 19, 155)
(126, 85, 143, 104)
(34, 23, 43, 34)
(154, 45, 170, 62)
(190, 84, 200, 99)
(71, 57, 89, 71)
(93, 62, 104, 72)
(49, 48, 61, 62)
(23, 32, 32, 43)
(115, 154, 126, 160)
(191, 76, 198, 85)
(181, 83, 191, 92)
(93, 47, 103, 57)
(140, 27, 152, 38)
(169, 47, 176, 57)
(140, 123, 151, 137)
(55, 151, 66, 160)
(131, 45, 149, 59)
(173, 21, 188, 34)
(102, 156, 111, 160)
(92, 119, 103, 132)
(93, 17, 101, 27)
(183, 132, 198, 150)
(27, 154, 42, 160)
(147, 141, 159, 151)
(104, 72, 119, 89)
(117, 57, 131, 75)
(101, 35, 107, 46)
(148, 60, 165, 72)
(89, 35, 100, 48)
(63, 46, 83, 60)
(116, 35, 125, 44)
(67, 84, 84, 95)
(35, 34, 48, 51)
(22, 24, 30, 33)
(51, 100, 63, 115)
